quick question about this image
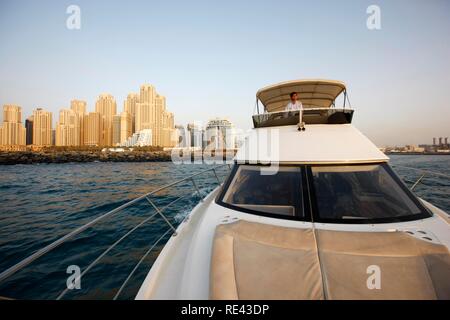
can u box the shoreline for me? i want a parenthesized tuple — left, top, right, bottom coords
(1, 150, 448, 165)
(0, 150, 238, 165)
(0, 150, 173, 165)
(386, 152, 450, 156)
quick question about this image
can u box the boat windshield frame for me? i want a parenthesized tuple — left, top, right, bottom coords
(216, 162, 432, 224)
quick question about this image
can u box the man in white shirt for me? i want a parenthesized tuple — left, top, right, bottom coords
(285, 92, 305, 131)
(285, 92, 303, 111)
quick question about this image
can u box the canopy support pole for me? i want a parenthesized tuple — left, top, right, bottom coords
(343, 90, 347, 109)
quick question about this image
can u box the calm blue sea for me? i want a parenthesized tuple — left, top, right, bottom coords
(0, 155, 448, 299)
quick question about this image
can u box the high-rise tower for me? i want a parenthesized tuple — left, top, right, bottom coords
(32, 108, 52, 146)
(95, 94, 117, 146)
(0, 105, 26, 146)
(124, 93, 139, 135)
(56, 109, 80, 146)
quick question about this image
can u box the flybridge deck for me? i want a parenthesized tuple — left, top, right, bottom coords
(253, 79, 353, 129)
(246, 79, 379, 164)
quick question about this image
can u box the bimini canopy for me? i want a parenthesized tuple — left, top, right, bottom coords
(257, 79, 347, 113)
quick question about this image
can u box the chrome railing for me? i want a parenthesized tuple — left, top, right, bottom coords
(0, 164, 232, 300)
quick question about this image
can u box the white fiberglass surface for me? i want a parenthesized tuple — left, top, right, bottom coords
(235, 124, 389, 163)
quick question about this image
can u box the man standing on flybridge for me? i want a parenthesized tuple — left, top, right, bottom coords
(285, 92, 305, 131)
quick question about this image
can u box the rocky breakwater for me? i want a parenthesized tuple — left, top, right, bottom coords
(0, 150, 173, 165)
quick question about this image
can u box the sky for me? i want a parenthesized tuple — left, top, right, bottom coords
(0, 0, 449, 146)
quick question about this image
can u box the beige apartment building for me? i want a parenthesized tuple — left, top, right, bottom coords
(112, 114, 121, 146)
(120, 111, 132, 145)
(32, 108, 52, 146)
(55, 109, 80, 146)
(71, 100, 87, 146)
(108, 111, 133, 147)
(161, 111, 176, 147)
(70, 99, 87, 115)
(0, 104, 26, 146)
(135, 84, 176, 147)
(124, 93, 139, 134)
(95, 94, 117, 146)
(136, 84, 155, 135)
(83, 112, 103, 146)
(154, 94, 166, 146)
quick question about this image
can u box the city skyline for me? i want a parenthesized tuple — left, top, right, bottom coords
(0, 83, 178, 148)
(1, 0, 449, 146)
(0, 87, 449, 148)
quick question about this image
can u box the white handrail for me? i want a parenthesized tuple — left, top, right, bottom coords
(113, 228, 172, 300)
(56, 192, 200, 300)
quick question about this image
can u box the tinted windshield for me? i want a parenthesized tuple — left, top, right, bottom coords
(217, 163, 430, 223)
(310, 164, 428, 222)
(221, 165, 304, 218)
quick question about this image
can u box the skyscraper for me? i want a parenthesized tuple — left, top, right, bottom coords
(3, 104, 22, 122)
(56, 109, 80, 146)
(155, 94, 165, 146)
(70, 100, 87, 114)
(25, 116, 34, 145)
(51, 129, 56, 146)
(161, 111, 176, 147)
(32, 108, 52, 146)
(205, 118, 236, 150)
(95, 94, 117, 146)
(112, 114, 121, 146)
(120, 111, 132, 145)
(175, 125, 187, 148)
(136, 84, 155, 135)
(135, 84, 176, 147)
(0, 105, 26, 146)
(71, 100, 87, 146)
(187, 123, 203, 149)
(83, 112, 103, 146)
(124, 93, 139, 134)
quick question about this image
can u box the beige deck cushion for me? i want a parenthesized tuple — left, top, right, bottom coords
(210, 220, 324, 299)
(210, 220, 450, 300)
(317, 230, 450, 300)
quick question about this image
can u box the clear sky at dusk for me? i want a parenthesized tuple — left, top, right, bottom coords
(0, 0, 449, 146)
